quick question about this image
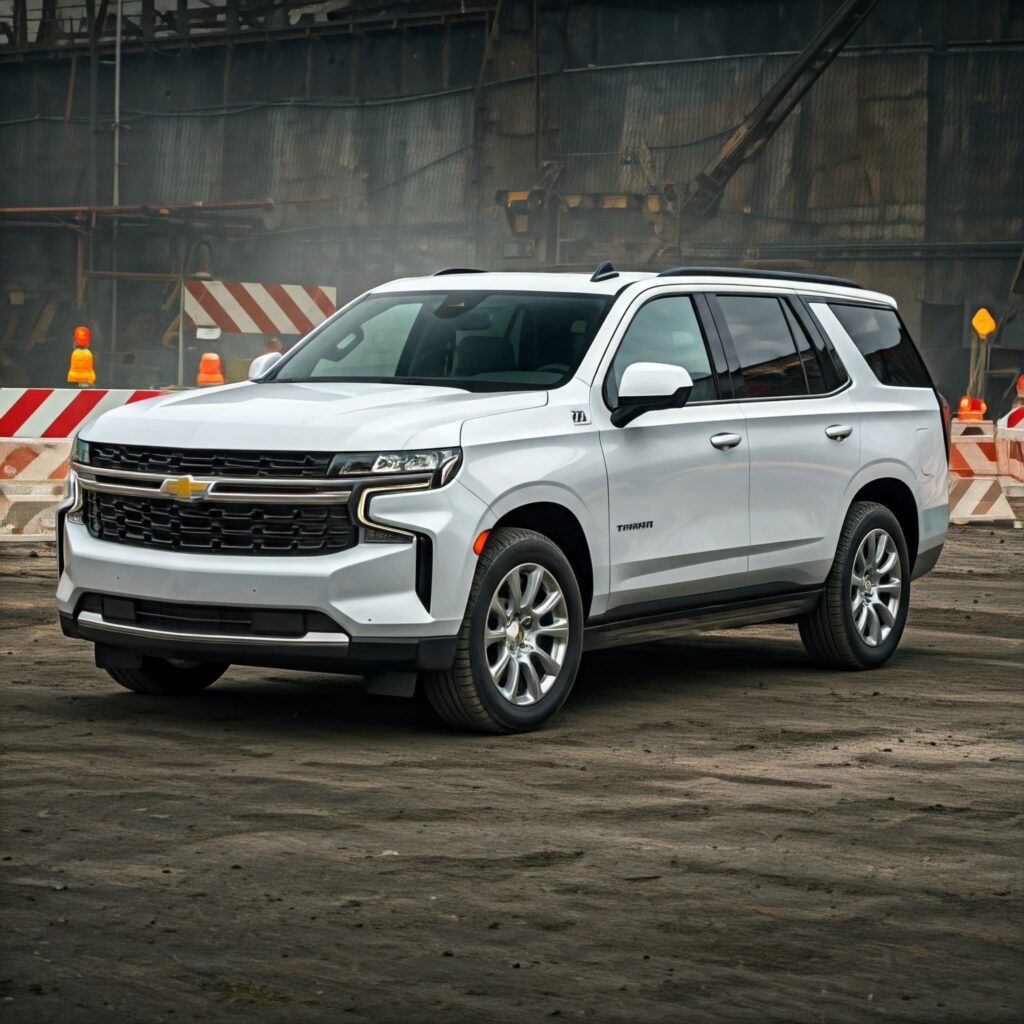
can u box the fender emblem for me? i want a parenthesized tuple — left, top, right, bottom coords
(571, 409, 590, 426)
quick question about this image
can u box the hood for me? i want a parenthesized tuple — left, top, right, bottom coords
(82, 381, 547, 452)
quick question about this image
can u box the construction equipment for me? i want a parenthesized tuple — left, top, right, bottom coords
(674, 0, 881, 238)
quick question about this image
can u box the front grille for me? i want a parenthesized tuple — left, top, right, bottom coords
(79, 594, 342, 637)
(88, 443, 333, 478)
(84, 491, 355, 555)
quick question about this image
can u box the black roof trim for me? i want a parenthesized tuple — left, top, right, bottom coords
(433, 267, 487, 276)
(590, 260, 619, 282)
(656, 266, 861, 289)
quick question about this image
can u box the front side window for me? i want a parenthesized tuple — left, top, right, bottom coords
(715, 295, 808, 399)
(822, 302, 933, 388)
(610, 296, 717, 402)
(270, 291, 612, 392)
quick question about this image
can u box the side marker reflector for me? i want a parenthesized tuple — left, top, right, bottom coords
(473, 530, 491, 556)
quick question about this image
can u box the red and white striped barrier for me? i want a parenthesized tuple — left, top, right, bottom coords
(996, 427, 1024, 483)
(948, 419, 1019, 526)
(0, 388, 161, 439)
(0, 439, 72, 540)
(185, 280, 336, 336)
(949, 422, 999, 477)
(0, 388, 161, 541)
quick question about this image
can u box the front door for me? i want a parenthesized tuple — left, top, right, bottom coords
(594, 293, 750, 613)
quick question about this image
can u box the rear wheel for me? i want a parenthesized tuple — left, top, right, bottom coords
(422, 527, 584, 733)
(799, 501, 910, 669)
(105, 657, 227, 695)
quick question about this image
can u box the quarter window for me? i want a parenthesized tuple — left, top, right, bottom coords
(822, 303, 933, 388)
(715, 295, 808, 398)
(611, 296, 716, 402)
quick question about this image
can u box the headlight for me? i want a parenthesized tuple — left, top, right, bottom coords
(330, 448, 462, 486)
(72, 435, 90, 465)
(333, 448, 462, 544)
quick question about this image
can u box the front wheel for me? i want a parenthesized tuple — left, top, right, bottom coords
(105, 657, 228, 695)
(799, 500, 910, 669)
(422, 527, 584, 733)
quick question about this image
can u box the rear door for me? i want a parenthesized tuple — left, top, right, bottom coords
(707, 291, 861, 588)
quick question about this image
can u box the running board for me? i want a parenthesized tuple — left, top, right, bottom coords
(582, 590, 823, 652)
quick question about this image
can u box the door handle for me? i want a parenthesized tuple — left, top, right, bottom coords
(825, 424, 853, 441)
(710, 433, 742, 451)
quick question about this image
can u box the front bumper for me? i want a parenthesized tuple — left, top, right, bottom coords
(57, 478, 489, 671)
(58, 605, 457, 673)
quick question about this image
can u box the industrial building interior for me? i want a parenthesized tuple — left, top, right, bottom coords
(1, 0, 1022, 408)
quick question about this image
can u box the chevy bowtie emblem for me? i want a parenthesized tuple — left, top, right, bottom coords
(160, 475, 211, 501)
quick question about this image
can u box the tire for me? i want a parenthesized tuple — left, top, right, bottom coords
(422, 527, 585, 733)
(799, 500, 911, 670)
(105, 657, 228, 695)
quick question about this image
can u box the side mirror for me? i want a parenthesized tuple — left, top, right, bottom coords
(248, 352, 282, 381)
(611, 362, 694, 428)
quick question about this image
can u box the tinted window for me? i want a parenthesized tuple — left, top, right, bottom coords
(716, 295, 807, 398)
(825, 303, 932, 388)
(781, 301, 828, 393)
(271, 291, 611, 391)
(611, 297, 716, 402)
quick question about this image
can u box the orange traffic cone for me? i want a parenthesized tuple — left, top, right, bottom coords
(67, 325, 96, 386)
(197, 352, 224, 386)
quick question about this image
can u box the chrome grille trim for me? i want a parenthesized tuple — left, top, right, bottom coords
(73, 462, 354, 505)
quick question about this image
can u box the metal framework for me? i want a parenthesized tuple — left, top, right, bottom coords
(0, 1, 495, 56)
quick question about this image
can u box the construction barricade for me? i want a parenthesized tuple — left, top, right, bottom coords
(0, 387, 161, 541)
(948, 419, 1020, 527)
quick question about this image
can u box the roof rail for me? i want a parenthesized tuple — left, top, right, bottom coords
(590, 260, 619, 282)
(656, 266, 861, 289)
(433, 267, 487, 276)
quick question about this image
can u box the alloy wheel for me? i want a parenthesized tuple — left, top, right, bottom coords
(483, 563, 570, 706)
(850, 528, 902, 647)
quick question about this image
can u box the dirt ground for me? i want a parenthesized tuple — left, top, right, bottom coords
(1, 527, 1022, 1024)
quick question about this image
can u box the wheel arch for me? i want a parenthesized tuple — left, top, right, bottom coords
(849, 476, 920, 572)
(491, 502, 595, 617)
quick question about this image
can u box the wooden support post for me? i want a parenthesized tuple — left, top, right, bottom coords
(65, 55, 78, 121)
(13, 0, 28, 47)
(141, 0, 154, 41)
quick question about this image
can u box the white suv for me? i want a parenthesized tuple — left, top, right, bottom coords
(57, 266, 949, 733)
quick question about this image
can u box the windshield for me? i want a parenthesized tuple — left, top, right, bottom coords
(267, 291, 614, 391)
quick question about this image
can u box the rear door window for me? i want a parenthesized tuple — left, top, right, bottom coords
(714, 295, 808, 398)
(820, 303, 933, 388)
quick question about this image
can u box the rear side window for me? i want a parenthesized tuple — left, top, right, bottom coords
(824, 303, 932, 388)
(714, 295, 808, 398)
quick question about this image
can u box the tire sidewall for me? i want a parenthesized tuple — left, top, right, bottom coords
(840, 507, 911, 667)
(466, 537, 584, 731)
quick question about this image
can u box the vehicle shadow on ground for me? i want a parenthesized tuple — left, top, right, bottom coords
(39, 630, 816, 740)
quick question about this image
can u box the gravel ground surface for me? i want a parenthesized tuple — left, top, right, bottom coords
(1, 526, 1022, 1023)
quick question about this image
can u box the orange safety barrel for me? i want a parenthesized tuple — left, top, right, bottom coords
(67, 345, 96, 385)
(956, 396, 987, 422)
(197, 352, 224, 386)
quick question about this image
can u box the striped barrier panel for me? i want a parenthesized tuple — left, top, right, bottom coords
(0, 439, 72, 540)
(948, 476, 1017, 526)
(0, 387, 162, 439)
(949, 422, 999, 477)
(995, 427, 1024, 483)
(0, 388, 161, 541)
(185, 280, 336, 335)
